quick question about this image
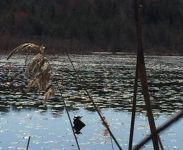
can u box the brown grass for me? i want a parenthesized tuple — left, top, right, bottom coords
(7, 43, 54, 102)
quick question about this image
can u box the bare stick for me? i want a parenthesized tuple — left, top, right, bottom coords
(133, 0, 162, 149)
(128, 59, 139, 150)
(56, 82, 81, 150)
(134, 109, 183, 150)
(26, 136, 31, 150)
(66, 54, 122, 150)
(62, 95, 81, 150)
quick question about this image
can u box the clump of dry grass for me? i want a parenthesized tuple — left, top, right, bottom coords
(7, 43, 54, 102)
(7, 43, 45, 60)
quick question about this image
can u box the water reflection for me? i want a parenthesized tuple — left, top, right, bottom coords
(0, 55, 183, 116)
(0, 54, 183, 150)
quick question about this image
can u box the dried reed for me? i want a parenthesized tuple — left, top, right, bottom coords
(7, 43, 45, 60)
(7, 43, 54, 102)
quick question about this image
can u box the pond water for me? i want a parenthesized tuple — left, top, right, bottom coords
(0, 54, 183, 150)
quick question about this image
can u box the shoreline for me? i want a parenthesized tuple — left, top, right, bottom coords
(1, 51, 182, 57)
(0, 36, 182, 56)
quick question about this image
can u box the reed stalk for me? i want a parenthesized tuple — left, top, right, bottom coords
(132, 0, 162, 149)
(26, 136, 31, 150)
(7, 43, 54, 102)
(66, 53, 122, 150)
(54, 81, 81, 150)
(128, 59, 139, 150)
(61, 92, 81, 150)
(134, 109, 183, 150)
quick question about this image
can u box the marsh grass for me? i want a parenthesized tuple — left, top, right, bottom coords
(7, 43, 54, 102)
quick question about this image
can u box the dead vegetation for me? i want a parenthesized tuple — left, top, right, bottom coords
(7, 43, 54, 102)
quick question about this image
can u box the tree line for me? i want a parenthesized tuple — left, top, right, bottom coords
(0, 0, 183, 54)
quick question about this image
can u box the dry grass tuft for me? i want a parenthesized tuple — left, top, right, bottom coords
(7, 43, 54, 102)
(7, 43, 45, 60)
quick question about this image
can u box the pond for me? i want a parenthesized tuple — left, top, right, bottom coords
(0, 54, 183, 150)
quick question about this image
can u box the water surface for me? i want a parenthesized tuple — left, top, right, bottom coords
(0, 54, 182, 149)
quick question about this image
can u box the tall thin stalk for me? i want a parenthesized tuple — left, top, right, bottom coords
(26, 136, 31, 150)
(62, 95, 81, 150)
(56, 82, 81, 150)
(66, 54, 122, 150)
(134, 109, 183, 150)
(133, 0, 160, 149)
(128, 59, 139, 150)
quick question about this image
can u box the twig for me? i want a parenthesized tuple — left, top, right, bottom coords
(56, 82, 81, 150)
(26, 136, 31, 150)
(134, 109, 183, 150)
(66, 53, 122, 150)
(63, 96, 81, 150)
(128, 58, 139, 150)
(110, 135, 114, 150)
(132, 0, 162, 149)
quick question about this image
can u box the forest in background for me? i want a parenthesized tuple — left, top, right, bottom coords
(0, 0, 183, 54)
